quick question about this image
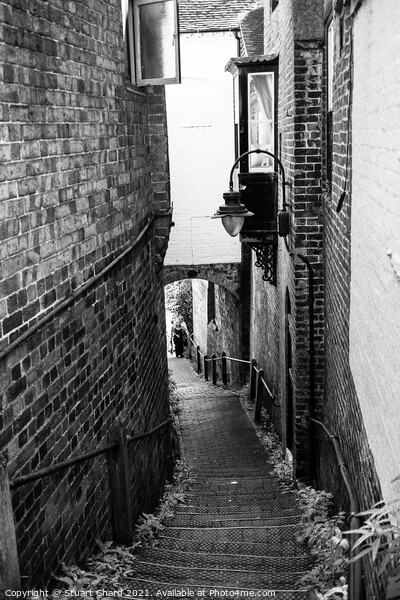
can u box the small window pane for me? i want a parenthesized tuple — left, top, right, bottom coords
(248, 72, 274, 172)
(134, 0, 180, 85)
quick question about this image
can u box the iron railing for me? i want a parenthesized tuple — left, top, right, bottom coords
(8, 418, 171, 547)
(187, 334, 279, 424)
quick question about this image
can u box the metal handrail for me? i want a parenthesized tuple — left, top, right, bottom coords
(260, 374, 279, 405)
(0, 218, 155, 363)
(10, 418, 171, 489)
(189, 339, 278, 404)
(223, 356, 252, 365)
(309, 417, 363, 600)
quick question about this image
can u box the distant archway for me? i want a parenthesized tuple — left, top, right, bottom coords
(163, 263, 241, 299)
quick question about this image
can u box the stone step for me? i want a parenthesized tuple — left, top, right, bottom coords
(182, 495, 297, 510)
(157, 535, 308, 558)
(132, 560, 308, 588)
(160, 524, 304, 550)
(168, 513, 302, 527)
(137, 547, 312, 573)
(177, 507, 299, 520)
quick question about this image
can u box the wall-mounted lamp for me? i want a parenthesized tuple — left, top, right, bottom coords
(212, 189, 254, 237)
(212, 148, 289, 284)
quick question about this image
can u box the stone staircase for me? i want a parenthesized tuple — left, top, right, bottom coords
(127, 359, 312, 598)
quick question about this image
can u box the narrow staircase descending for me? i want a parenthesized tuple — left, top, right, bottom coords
(128, 358, 312, 598)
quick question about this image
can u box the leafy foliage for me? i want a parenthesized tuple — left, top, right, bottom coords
(296, 487, 349, 598)
(256, 410, 294, 486)
(165, 280, 193, 332)
(346, 498, 400, 589)
(135, 459, 191, 544)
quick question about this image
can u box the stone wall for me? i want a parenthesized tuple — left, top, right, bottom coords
(0, 0, 171, 587)
(191, 279, 243, 384)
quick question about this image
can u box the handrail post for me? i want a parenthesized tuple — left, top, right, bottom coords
(204, 355, 209, 381)
(221, 352, 227, 385)
(0, 455, 20, 590)
(212, 354, 217, 385)
(254, 368, 264, 423)
(250, 359, 257, 400)
(108, 424, 133, 545)
(196, 346, 201, 374)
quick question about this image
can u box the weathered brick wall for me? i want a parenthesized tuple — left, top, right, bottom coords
(250, 0, 324, 479)
(0, 0, 171, 588)
(208, 284, 243, 385)
(191, 279, 243, 384)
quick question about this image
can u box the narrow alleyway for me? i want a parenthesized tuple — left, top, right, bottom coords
(128, 357, 312, 598)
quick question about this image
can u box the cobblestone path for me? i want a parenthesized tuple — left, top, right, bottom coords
(128, 357, 312, 598)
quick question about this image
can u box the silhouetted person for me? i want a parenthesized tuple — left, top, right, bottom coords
(172, 323, 184, 357)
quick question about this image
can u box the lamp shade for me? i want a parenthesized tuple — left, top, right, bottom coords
(211, 189, 254, 237)
(221, 215, 246, 237)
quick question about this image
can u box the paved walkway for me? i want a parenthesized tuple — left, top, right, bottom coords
(128, 357, 312, 598)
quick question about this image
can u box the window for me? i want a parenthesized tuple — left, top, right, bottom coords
(248, 72, 275, 171)
(226, 56, 278, 174)
(122, 0, 181, 86)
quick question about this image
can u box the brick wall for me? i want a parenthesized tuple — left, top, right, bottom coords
(1, 0, 171, 587)
(250, 0, 324, 479)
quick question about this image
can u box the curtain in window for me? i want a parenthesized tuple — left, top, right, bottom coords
(251, 73, 273, 120)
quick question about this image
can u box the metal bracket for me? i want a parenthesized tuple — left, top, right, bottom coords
(247, 241, 277, 285)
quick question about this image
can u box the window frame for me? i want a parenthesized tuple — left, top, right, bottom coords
(231, 58, 278, 174)
(124, 0, 181, 87)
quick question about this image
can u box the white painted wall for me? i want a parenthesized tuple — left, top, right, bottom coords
(191, 279, 208, 354)
(350, 0, 400, 502)
(165, 32, 242, 265)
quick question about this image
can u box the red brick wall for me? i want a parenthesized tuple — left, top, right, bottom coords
(250, 0, 324, 479)
(1, 0, 171, 587)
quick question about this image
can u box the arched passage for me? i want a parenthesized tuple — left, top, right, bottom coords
(164, 264, 246, 385)
(163, 263, 241, 299)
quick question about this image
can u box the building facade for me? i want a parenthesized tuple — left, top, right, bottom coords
(1, 0, 174, 587)
(230, 0, 400, 596)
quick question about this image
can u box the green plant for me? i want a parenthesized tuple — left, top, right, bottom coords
(297, 487, 349, 598)
(257, 414, 294, 485)
(54, 564, 106, 593)
(346, 498, 400, 590)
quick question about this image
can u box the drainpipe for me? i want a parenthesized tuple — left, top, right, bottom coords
(289, 251, 316, 481)
(309, 418, 364, 600)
